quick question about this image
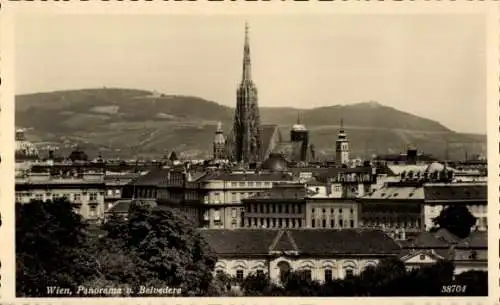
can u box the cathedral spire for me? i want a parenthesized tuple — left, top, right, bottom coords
(242, 21, 252, 82)
(297, 112, 301, 125)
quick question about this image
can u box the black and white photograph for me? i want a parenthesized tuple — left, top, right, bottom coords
(7, 6, 495, 299)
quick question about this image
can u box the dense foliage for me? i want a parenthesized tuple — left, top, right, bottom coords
(16, 199, 98, 296)
(16, 199, 216, 297)
(16, 198, 487, 297)
(433, 204, 477, 238)
(212, 258, 487, 297)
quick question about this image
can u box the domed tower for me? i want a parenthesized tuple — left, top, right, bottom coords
(213, 122, 227, 161)
(290, 112, 309, 162)
(335, 118, 349, 166)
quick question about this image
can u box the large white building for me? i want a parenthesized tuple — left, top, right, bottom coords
(201, 229, 401, 283)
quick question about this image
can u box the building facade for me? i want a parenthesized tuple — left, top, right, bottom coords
(423, 183, 487, 232)
(201, 229, 401, 283)
(16, 171, 106, 221)
(198, 171, 295, 229)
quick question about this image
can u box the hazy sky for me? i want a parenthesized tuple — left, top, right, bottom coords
(15, 14, 486, 133)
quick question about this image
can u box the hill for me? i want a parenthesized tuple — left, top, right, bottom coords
(15, 88, 486, 160)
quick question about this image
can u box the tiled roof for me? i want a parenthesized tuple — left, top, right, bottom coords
(106, 198, 158, 214)
(271, 141, 303, 162)
(361, 185, 424, 200)
(198, 171, 294, 182)
(271, 230, 299, 252)
(225, 124, 282, 160)
(106, 199, 132, 213)
(455, 231, 487, 248)
(405, 231, 451, 248)
(387, 165, 429, 176)
(261, 125, 283, 157)
(200, 229, 401, 256)
(405, 229, 485, 249)
(200, 229, 278, 255)
(128, 168, 170, 186)
(245, 184, 313, 200)
(374, 153, 437, 162)
(424, 184, 487, 202)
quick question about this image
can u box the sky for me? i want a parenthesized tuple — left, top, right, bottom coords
(15, 14, 486, 134)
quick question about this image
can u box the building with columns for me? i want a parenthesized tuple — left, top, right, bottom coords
(198, 171, 295, 229)
(201, 229, 401, 283)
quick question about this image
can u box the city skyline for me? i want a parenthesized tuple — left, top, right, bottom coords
(15, 14, 486, 134)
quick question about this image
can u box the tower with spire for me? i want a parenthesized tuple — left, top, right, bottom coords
(335, 118, 350, 166)
(213, 121, 227, 161)
(232, 22, 262, 164)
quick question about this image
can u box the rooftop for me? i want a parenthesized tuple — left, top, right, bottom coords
(200, 228, 401, 256)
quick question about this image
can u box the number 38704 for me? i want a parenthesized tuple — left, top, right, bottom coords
(441, 285, 467, 294)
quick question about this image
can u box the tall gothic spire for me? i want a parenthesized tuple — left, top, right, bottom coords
(233, 21, 262, 163)
(242, 21, 252, 82)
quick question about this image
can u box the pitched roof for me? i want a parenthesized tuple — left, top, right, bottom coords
(455, 231, 487, 248)
(198, 171, 294, 182)
(225, 124, 282, 160)
(200, 229, 278, 255)
(106, 199, 132, 213)
(407, 231, 453, 249)
(271, 141, 303, 162)
(245, 184, 311, 200)
(424, 183, 487, 202)
(200, 229, 401, 256)
(405, 229, 485, 249)
(105, 198, 158, 214)
(362, 185, 424, 200)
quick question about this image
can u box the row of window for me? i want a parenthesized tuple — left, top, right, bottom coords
(311, 207, 354, 216)
(229, 181, 272, 188)
(311, 218, 355, 229)
(246, 217, 303, 228)
(223, 268, 353, 282)
(362, 218, 421, 229)
(16, 192, 101, 202)
(248, 203, 303, 214)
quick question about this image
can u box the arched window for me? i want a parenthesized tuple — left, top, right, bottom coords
(343, 261, 357, 279)
(277, 261, 292, 281)
(324, 269, 333, 282)
(236, 269, 244, 281)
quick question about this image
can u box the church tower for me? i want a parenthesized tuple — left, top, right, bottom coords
(290, 112, 309, 162)
(232, 22, 262, 164)
(213, 122, 226, 160)
(335, 118, 350, 166)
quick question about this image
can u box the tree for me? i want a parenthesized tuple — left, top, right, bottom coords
(433, 205, 477, 238)
(281, 270, 322, 296)
(454, 270, 487, 296)
(16, 199, 98, 297)
(98, 203, 217, 296)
